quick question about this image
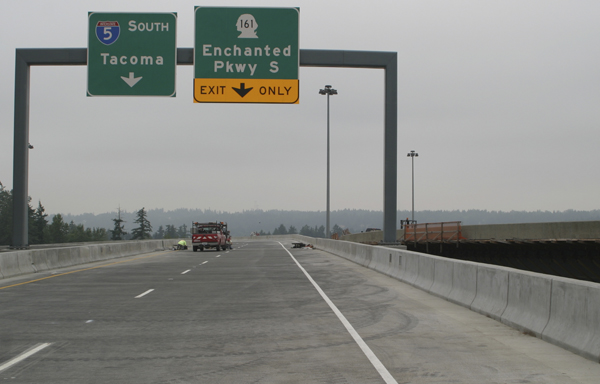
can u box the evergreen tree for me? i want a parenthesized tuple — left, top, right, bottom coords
(164, 224, 178, 239)
(273, 223, 288, 235)
(131, 207, 153, 240)
(177, 223, 188, 237)
(110, 207, 127, 240)
(66, 221, 92, 242)
(288, 225, 297, 234)
(48, 214, 68, 243)
(30, 201, 48, 244)
(0, 185, 45, 245)
(332, 224, 345, 237)
(153, 225, 165, 239)
(26, 198, 36, 243)
(316, 225, 326, 238)
(91, 227, 108, 241)
(68, 220, 78, 236)
(0, 182, 12, 245)
(300, 225, 313, 237)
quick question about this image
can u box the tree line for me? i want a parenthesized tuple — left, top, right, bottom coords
(263, 224, 346, 238)
(0, 183, 167, 245)
(2, 180, 342, 244)
(4, 180, 600, 245)
(58, 207, 600, 240)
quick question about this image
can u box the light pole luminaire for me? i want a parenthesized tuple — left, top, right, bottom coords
(407, 150, 418, 222)
(319, 85, 337, 238)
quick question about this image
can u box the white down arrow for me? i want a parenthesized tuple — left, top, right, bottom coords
(121, 72, 143, 87)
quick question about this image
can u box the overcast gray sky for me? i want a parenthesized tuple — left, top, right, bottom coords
(1, 0, 599, 216)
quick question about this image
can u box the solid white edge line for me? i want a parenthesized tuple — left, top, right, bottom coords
(0, 343, 52, 373)
(181, 269, 191, 274)
(135, 289, 154, 298)
(279, 242, 398, 384)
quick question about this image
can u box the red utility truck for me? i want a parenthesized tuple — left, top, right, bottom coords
(191, 222, 230, 252)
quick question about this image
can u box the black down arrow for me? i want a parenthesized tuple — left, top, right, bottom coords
(232, 83, 253, 98)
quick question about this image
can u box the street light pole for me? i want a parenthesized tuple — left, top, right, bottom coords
(319, 85, 337, 238)
(407, 150, 418, 222)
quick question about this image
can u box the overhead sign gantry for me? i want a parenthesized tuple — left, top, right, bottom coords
(193, 7, 300, 104)
(12, 7, 398, 248)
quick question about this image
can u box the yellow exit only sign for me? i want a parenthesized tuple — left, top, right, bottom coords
(193, 78, 299, 104)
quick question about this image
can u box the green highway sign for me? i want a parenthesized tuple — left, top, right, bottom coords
(87, 12, 177, 97)
(194, 7, 299, 103)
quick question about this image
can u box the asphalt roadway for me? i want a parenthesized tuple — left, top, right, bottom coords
(1, 240, 599, 383)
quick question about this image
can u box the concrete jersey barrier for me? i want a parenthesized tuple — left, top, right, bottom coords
(541, 278, 600, 361)
(0, 239, 186, 280)
(470, 264, 510, 321)
(500, 270, 552, 338)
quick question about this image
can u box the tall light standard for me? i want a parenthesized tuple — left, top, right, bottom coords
(319, 85, 337, 238)
(407, 150, 418, 222)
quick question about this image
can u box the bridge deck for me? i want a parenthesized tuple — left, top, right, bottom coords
(1, 240, 599, 383)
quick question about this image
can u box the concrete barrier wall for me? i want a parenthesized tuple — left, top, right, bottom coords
(470, 265, 509, 321)
(339, 229, 407, 243)
(340, 231, 384, 243)
(388, 251, 404, 281)
(1, 253, 23, 278)
(429, 257, 454, 298)
(0, 239, 185, 280)
(541, 278, 600, 361)
(330, 220, 600, 244)
(16, 251, 35, 275)
(414, 256, 435, 292)
(241, 234, 600, 363)
(462, 220, 600, 240)
(500, 271, 552, 338)
(31, 249, 50, 272)
(447, 261, 478, 308)
(401, 252, 419, 285)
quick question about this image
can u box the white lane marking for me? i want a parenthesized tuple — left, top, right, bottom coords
(85, 320, 94, 324)
(216, 255, 221, 258)
(0, 343, 52, 373)
(279, 242, 398, 384)
(181, 269, 191, 275)
(201, 261, 209, 264)
(135, 289, 154, 298)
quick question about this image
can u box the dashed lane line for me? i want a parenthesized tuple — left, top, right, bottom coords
(135, 289, 154, 298)
(0, 343, 52, 373)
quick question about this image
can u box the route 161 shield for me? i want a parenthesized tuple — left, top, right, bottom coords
(96, 21, 120, 45)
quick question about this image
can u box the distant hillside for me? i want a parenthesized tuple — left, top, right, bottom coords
(57, 208, 600, 237)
